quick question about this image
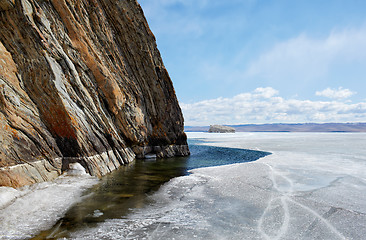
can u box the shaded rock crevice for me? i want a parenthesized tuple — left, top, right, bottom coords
(0, 0, 189, 188)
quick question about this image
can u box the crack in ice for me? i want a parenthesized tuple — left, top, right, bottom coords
(258, 163, 347, 240)
(257, 164, 291, 240)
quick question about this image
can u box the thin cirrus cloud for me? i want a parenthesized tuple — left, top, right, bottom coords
(181, 87, 366, 126)
(243, 26, 366, 89)
(139, 0, 242, 38)
(140, 0, 366, 104)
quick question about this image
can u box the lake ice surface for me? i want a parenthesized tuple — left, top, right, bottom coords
(0, 132, 365, 239)
(70, 132, 366, 239)
(0, 164, 98, 239)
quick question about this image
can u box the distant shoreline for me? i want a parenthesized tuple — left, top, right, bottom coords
(185, 123, 366, 132)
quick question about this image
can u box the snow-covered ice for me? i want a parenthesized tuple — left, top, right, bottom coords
(0, 163, 98, 240)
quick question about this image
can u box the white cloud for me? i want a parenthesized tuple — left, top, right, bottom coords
(316, 87, 356, 100)
(253, 87, 279, 98)
(182, 87, 365, 126)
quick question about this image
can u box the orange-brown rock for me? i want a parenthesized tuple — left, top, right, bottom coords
(0, 0, 189, 188)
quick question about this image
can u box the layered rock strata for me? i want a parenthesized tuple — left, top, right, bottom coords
(0, 0, 189, 188)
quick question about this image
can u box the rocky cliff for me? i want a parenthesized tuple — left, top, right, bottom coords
(0, 0, 189, 188)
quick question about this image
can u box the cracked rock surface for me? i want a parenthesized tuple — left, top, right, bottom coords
(0, 0, 189, 188)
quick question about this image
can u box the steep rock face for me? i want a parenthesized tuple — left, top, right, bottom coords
(0, 0, 189, 188)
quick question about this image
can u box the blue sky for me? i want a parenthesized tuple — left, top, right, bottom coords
(139, 0, 366, 126)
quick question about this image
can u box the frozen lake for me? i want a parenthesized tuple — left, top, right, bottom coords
(72, 132, 366, 239)
(1, 132, 365, 239)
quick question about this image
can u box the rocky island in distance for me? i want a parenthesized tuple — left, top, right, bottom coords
(208, 125, 236, 133)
